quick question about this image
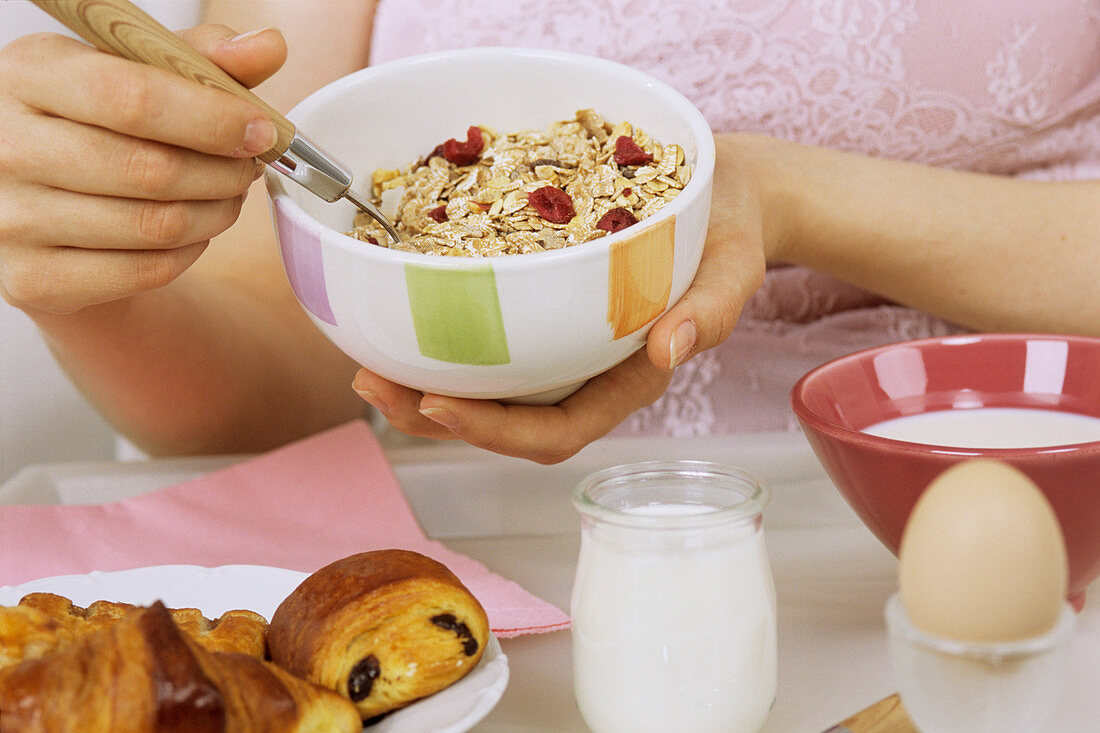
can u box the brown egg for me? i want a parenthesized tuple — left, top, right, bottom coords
(898, 459, 1067, 642)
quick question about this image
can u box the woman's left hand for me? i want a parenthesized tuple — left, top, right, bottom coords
(352, 349, 670, 464)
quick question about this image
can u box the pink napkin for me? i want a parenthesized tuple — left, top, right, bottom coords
(0, 421, 569, 637)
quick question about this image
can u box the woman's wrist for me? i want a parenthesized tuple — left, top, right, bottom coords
(714, 132, 804, 265)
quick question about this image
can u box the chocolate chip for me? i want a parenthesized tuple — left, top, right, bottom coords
(348, 654, 381, 702)
(431, 613, 458, 631)
(431, 613, 479, 656)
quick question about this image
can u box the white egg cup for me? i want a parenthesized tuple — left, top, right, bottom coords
(884, 593, 1076, 733)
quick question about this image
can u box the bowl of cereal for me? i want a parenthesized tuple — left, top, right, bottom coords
(266, 47, 714, 403)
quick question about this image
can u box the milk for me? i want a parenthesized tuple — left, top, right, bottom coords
(571, 502, 777, 733)
(864, 407, 1100, 449)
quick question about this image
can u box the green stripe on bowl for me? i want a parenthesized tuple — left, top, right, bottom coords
(405, 262, 511, 365)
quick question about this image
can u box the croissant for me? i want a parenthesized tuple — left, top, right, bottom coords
(0, 601, 361, 732)
(16, 592, 268, 659)
(0, 605, 74, 670)
(268, 549, 490, 720)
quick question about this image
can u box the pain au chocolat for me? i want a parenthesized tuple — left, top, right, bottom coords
(267, 549, 490, 720)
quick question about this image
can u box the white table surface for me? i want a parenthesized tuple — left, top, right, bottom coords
(3, 431, 1098, 732)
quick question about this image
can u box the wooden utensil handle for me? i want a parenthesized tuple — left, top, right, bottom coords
(825, 693, 917, 733)
(30, 0, 295, 162)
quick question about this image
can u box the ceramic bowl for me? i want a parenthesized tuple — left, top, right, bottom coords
(266, 47, 714, 404)
(790, 333, 1100, 605)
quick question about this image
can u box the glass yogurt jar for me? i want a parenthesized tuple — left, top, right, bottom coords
(570, 461, 777, 733)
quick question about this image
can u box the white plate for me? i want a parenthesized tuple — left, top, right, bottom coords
(0, 564, 509, 733)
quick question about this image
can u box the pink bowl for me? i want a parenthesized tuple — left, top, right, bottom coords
(790, 333, 1100, 606)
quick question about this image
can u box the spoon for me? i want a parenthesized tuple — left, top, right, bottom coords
(29, 0, 401, 243)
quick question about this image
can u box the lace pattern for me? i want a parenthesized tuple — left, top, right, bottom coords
(373, 0, 1100, 172)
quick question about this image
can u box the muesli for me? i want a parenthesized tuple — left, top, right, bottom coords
(347, 109, 691, 256)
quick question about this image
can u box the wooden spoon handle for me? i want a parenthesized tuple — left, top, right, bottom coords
(824, 693, 917, 733)
(29, 0, 294, 162)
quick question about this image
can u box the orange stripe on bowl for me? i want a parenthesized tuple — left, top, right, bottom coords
(608, 215, 675, 339)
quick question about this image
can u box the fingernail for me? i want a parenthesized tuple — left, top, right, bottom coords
(353, 387, 390, 415)
(239, 118, 277, 156)
(229, 27, 273, 43)
(669, 320, 697, 368)
(420, 407, 460, 431)
(253, 159, 266, 180)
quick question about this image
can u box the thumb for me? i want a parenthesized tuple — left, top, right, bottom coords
(645, 231, 766, 371)
(178, 24, 288, 89)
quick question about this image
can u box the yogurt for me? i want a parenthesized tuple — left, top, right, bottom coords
(571, 497, 776, 733)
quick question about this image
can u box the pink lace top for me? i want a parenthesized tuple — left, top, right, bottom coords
(370, 0, 1100, 436)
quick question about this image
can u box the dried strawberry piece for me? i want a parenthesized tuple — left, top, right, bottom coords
(428, 205, 448, 222)
(597, 207, 638, 233)
(366, 235, 379, 245)
(441, 126, 485, 166)
(613, 135, 653, 166)
(528, 186, 575, 224)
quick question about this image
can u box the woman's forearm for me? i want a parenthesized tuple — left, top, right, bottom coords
(28, 191, 365, 456)
(30, 272, 366, 456)
(740, 133, 1100, 335)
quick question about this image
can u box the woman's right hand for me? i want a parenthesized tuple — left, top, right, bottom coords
(0, 24, 287, 316)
